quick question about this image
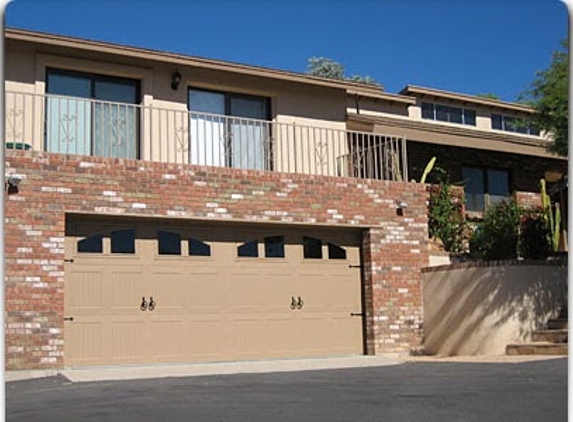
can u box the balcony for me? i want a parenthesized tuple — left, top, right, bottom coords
(5, 91, 408, 181)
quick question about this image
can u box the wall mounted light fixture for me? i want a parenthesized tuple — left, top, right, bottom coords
(5, 173, 23, 194)
(171, 70, 182, 91)
(396, 200, 408, 216)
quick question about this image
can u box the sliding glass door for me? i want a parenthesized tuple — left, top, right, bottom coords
(189, 88, 270, 170)
(46, 69, 139, 159)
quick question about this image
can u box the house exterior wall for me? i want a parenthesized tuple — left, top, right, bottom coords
(422, 260, 567, 356)
(407, 141, 566, 208)
(5, 150, 429, 370)
(5, 38, 348, 176)
(406, 96, 547, 141)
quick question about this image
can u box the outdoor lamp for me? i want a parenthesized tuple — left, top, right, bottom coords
(171, 71, 182, 90)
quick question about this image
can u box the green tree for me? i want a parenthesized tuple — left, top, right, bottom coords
(307, 57, 382, 87)
(307, 57, 345, 80)
(476, 93, 500, 100)
(520, 39, 568, 157)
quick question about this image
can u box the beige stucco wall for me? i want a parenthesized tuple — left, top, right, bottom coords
(407, 97, 547, 141)
(5, 38, 348, 174)
(422, 262, 567, 356)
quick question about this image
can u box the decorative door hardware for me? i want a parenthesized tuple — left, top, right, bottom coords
(148, 297, 156, 311)
(348, 264, 362, 269)
(290, 296, 297, 310)
(63, 316, 74, 321)
(64, 259, 74, 263)
(290, 296, 304, 310)
(350, 312, 363, 317)
(296, 296, 304, 310)
(140, 297, 148, 311)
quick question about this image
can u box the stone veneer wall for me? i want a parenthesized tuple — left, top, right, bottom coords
(5, 151, 429, 370)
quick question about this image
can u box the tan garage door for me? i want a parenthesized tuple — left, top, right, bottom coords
(64, 217, 364, 367)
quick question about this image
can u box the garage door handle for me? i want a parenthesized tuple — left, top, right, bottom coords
(296, 296, 304, 310)
(140, 297, 148, 311)
(290, 297, 297, 310)
(149, 297, 156, 311)
(350, 312, 363, 317)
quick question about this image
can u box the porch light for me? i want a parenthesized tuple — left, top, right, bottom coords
(5, 173, 23, 194)
(171, 71, 182, 90)
(396, 200, 408, 216)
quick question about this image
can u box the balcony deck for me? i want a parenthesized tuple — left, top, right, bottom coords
(6, 91, 408, 182)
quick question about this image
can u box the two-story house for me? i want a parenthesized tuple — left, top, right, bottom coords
(4, 28, 566, 371)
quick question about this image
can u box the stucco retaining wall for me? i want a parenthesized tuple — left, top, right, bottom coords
(422, 260, 567, 356)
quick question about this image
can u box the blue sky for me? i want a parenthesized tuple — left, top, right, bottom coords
(5, 0, 568, 102)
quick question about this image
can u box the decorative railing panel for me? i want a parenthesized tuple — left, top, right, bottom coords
(6, 91, 408, 181)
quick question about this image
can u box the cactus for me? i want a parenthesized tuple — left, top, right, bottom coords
(540, 178, 561, 252)
(419, 156, 436, 184)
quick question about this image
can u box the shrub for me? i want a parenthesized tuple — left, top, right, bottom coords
(428, 171, 467, 253)
(520, 208, 552, 259)
(470, 199, 522, 260)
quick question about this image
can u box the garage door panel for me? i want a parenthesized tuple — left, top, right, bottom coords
(185, 319, 231, 360)
(67, 270, 106, 313)
(147, 271, 184, 312)
(149, 319, 184, 362)
(110, 271, 146, 313)
(66, 321, 105, 366)
(109, 321, 145, 362)
(187, 273, 230, 311)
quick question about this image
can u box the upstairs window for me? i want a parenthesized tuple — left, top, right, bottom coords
(491, 114, 539, 136)
(421, 102, 476, 126)
(463, 167, 510, 212)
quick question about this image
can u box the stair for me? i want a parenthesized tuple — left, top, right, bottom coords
(506, 313, 568, 356)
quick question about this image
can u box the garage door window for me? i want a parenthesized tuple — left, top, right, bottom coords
(328, 243, 347, 260)
(303, 237, 323, 259)
(265, 236, 285, 258)
(189, 237, 211, 256)
(77, 234, 103, 253)
(111, 229, 135, 254)
(238, 240, 258, 257)
(158, 231, 181, 255)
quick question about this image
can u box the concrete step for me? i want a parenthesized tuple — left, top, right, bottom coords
(532, 329, 568, 343)
(506, 342, 568, 356)
(546, 318, 568, 330)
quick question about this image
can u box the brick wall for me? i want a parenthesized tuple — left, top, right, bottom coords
(5, 151, 429, 370)
(407, 141, 566, 197)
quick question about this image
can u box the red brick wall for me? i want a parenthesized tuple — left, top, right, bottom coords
(5, 151, 429, 370)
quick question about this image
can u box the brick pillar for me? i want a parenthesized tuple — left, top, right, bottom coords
(363, 215, 428, 355)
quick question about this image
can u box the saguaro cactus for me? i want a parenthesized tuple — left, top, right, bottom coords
(540, 178, 561, 252)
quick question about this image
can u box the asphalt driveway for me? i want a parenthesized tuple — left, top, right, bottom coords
(7, 357, 567, 422)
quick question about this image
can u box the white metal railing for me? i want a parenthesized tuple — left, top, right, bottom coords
(5, 91, 408, 181)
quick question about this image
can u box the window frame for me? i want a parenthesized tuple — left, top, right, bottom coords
(188, 87, 271, 121)
(421, 102, 476, 126)
(490, 113, 539, 136)
(462, 166, 512, 212)
(45, 67, 142, 158)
